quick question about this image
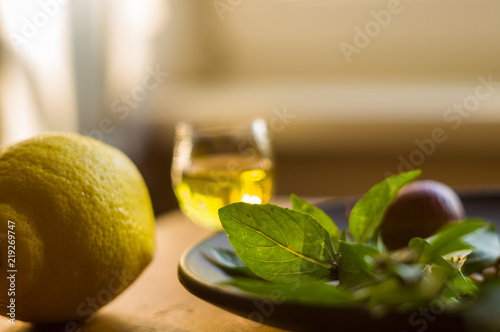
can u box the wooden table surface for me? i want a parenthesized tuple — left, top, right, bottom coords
(0, 209, 290, 332)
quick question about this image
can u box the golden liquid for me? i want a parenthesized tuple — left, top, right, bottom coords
(173, 155, 274, 230)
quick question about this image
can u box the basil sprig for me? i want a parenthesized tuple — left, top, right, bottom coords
(210, 170, 500, 318)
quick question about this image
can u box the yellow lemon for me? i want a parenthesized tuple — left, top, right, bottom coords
(0, 133, 155, 323)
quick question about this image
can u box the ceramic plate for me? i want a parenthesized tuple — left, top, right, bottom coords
(178, 189, 500, 331)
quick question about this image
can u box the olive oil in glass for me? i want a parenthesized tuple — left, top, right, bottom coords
(171, 119, 275, 230)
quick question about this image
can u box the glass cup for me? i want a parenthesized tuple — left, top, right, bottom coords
(171, 118, 275, 230)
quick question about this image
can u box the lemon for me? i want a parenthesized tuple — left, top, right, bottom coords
(0, 133, 155, 323)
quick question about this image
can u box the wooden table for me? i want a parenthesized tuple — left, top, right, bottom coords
(0, 210, 290, 332)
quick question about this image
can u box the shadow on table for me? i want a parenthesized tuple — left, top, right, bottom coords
(14, 313, 188, 332)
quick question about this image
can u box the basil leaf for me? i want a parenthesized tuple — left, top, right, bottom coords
(423, 218, 499, 273)
(348, 170, 421, 244)
(340, 229, 349, 242)
(460, 221, 500, 274)
(418, 264, 457, 301)
(338, 241, 380, 289)
(219, 203, 335, 283)
(368, 231, 388, 254)
(364, 278, 426, 311)
(408, 238, 453, 270)
(390, 263, 424, 285)
(443, 272, 477, 300)
(290, 194, 340, 250)
(426, 219, 485, 257)
(203, 245, 258, 278)
(463, 281, 500, 332)
(224, 278, 356, 307)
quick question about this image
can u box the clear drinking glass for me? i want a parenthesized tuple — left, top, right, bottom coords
(171, 118, 275, 230)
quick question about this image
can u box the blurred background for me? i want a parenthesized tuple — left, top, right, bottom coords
(1, 0, 500, 216)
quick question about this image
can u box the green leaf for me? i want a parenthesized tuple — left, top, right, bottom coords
(338, 241, 380, 289)
(340, 229, 349, 242)
(219, 203, 335, 283)
(418, 264, 457, 301)
(443, 271, 477, 300)
(421, 218, 500, 274)
(408, 237, 454, 270)
(390, 263, 424, 285)
(203, 245, 258, 278)
(463, 281, 500, 332)
(460, 221, 500, 274)
(224, 278, 356, 307)
(364, 278, 426, 311)
(367, 231, 388, 254)
(348, 170, 421, 244)
(290, 194, 340, 250)
(426, 219, 485, 257)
